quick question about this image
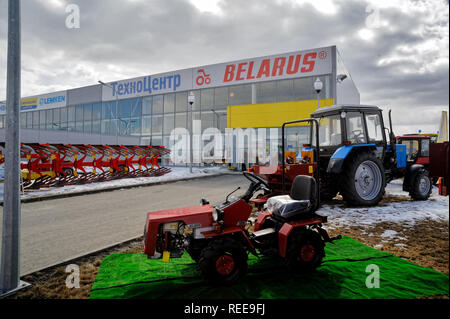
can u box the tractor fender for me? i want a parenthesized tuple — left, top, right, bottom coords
(403, 164, 425, 192)
(327, 144, 377, 174)
(278, 219, 323, 258)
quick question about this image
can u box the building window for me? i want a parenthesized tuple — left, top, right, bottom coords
(256, 81, 277, 104)
(152, 95, 164, 114)
(163, 113, 175, 135)
(175, 92, 188, 113)
(92, 120, 101, 134)
(45, 109, 52, 130)
(152, 115, 163, 134)
(75, 105, 84, 122)
(142, 115, 152, 135)
(52, 108, 61, 130)
(229, 84, 252, 105)
(164, 93, 175, 114)
(68, 121, 75, 132)
(60, 107, 68, 131)
(92, 103, 101, 121)
(175, 112, 187, 129)
(40, 110, 46, 130)
(32, 111, 39, 129)
(67, 106, 76, 122)
(151, 135, 162, 147)
(276, 79, 295, 102)
(142, 96, 152, 115)
(26, 112, 33, 129)
(129, 118, 141, 136)
(293, 77, 314, 100)
(101, 119, 117, 136)
(21, 113, 27, 128)
(201, 111, 214, 132)
(214, 87, 228, 109)
(201, 88, 214, 111)
(84, 104, 93, 121)
(102, 101, 116, 119)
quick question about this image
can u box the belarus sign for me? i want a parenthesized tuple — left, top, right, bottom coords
(101, 46, 333, 101)
(192, 46, 332, 89)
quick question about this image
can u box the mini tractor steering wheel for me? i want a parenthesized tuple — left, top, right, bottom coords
(242, 172, 271, 201)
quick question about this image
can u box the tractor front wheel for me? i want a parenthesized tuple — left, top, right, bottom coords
(198, 238, 248, 285)
(286, 229, 324, 271)
(340, 152, 385, 206)
(410, 169, 432, 200)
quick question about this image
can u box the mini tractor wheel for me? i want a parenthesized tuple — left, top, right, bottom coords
(340, 151, 386, 206)
(286, 229, 325, 271)
(198, 238, 248, 285)
(410, 168, 432, 200)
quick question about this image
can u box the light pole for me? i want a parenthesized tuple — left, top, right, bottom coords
(314, 78, 323, 110)
(1, 0, 30, 297)
(98, 80, 119, 142)
(188, 92, 195, 173)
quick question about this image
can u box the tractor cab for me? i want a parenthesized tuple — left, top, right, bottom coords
(310, 105, 387, 159)
(396, 135, 431, 166)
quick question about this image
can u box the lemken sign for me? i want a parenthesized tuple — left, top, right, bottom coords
(0, 91, 67, 115)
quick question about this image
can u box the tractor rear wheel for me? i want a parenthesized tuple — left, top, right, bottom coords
(409, 169, 432, 200)
(198, 238, 248, 285)
(340, 152, 385, 206)
(286, 229, 324, 271)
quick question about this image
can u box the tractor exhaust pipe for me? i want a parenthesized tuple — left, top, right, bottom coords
(388, 110, 397, 148)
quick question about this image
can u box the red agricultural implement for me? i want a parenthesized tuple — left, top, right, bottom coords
(0, 143, 171, 190)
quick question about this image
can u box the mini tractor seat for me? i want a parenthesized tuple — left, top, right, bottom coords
(266, 175, 317, 221)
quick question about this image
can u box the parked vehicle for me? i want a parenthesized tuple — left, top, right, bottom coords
(252, 105, 433, 206)
(143, 170, 339, 285)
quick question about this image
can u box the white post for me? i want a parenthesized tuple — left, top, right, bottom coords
(1, 0, 30, 297)
(314, 78, 323, 110)
(188, 92, 195, 173)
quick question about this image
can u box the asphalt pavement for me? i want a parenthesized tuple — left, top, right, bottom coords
(0, 174, 249, 275)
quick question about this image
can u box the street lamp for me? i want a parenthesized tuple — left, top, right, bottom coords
(188, 92, 195, 173)
(98, 80, 119, 142)
(314, 78, 323, 109)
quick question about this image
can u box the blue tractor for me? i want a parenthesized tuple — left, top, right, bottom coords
(306, 105, 432, 206)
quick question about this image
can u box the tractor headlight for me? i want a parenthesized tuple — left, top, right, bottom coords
(212, 208, 224, 221)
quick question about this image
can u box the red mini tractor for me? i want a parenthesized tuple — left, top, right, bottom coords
(143, 119, 340, 285)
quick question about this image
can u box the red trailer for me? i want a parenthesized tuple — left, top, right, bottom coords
(429, 142, 449, 196)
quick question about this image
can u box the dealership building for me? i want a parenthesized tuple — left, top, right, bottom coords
(0, 45, 359, 164)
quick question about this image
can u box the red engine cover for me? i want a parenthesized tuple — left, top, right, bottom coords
(143, 205, 214, 256)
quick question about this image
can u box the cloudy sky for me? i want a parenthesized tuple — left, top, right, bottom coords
(0, 0, 448, 135)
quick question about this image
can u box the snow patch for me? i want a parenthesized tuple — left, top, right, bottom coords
(380, 230, 398, 239)
(321, 182, 448, 229)
(0, 166, 235, 201)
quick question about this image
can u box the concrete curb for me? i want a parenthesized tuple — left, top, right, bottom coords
(21, 236, 143, 277)
(1, 171, 241, 205)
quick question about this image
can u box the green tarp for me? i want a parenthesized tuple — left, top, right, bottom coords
(90, 236, 449, 299)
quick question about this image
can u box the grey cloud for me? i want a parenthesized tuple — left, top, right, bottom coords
(0, 0, 448, 135)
